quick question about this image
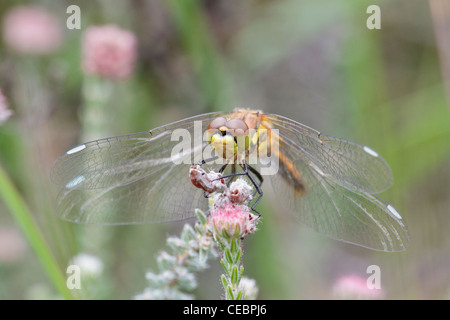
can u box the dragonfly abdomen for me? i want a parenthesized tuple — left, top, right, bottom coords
(277, 152, 306, 195)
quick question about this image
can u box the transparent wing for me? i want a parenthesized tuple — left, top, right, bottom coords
(51, 112, 224, 190)
(51, 112, 226, 224)
(55, 161, 211, 224)
(268, 136, 409, 252)
(265, 114, 393, 194)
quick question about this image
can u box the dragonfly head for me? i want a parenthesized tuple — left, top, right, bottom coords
(207, 117, 250, 159)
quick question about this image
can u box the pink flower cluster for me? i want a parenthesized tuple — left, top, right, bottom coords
(82, 25, 138, 80)
(208, 179, 258, 239)
(209, 203, 258, 239)
(189, 164, 259, 239)
(0, 89, 12, 125)
(2, 5, 62, 55)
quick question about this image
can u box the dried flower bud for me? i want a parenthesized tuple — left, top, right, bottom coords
(189, 164, 225, 194)
(228, 179, 253, 204)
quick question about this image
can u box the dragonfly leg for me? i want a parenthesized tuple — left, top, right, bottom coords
(218, 163, 229, 174)
(196, 155, 219, 166)
(217, 159, 239, 187)
(240, 162, 263, 217)
(218, 170, 247, 180)
(211, 160, 237, 187)
(247, 164, 264, 198)
(217, 161, 263, 216)
(196, 156, 230, 176)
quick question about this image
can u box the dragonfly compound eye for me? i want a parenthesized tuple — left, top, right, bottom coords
(225, 118, 249, 136)
(207, 117, 228, 130)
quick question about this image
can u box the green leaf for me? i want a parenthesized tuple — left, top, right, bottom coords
(220, 259, 231, 278)
(231, 265, 238, 284)
(235, 248, 242, 264)
(195, 209, 207, 225)
(238, 267, 244, 283)
(221, 274, 228, 289)
(233, 224, 241, 238)
(198, 248, 207, 263)
(226, 286, 235, 300)
(224, 248, 233, 265)
(0, 165, 72, 299)
(236, 290, 244, 300)
(230, 237, 238, 253)
(182, 224, 196, 242)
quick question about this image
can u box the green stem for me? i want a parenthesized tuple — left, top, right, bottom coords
(80, 76, 113, 141)
(215, 234, 245, 300)
(0, 164, 72, 300)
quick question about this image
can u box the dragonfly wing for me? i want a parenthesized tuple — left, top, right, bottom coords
(51, 112, 225, 190)
(56, 161, 210, 224)
(268, 139, 409, 251)
(51, 112, 225, 224)
(265, 114, 393, 194)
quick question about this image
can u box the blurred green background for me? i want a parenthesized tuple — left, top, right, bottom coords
(0, 0, 449, 299)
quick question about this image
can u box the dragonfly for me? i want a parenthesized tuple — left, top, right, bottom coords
(51, 108, 409, 252)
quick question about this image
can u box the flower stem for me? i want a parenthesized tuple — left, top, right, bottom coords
(80, 76, 113, 141)
(215, 231, 245, 300)
(191, 168, 260, 299)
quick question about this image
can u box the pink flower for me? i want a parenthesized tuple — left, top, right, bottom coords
(209, 204, 258, 239)
(0, 89, 12, 124)
(333, 275, 384, 300)
(2, 5, 62, 55)
(82, 25, 138, 80)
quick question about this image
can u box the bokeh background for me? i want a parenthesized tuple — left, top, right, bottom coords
(0, 0, 449, 299)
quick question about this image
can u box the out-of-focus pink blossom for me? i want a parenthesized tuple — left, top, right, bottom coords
(333, 275, 384, 300)
(82, 25, 138, 80)
(2, 5, 62, 55)
(0, 228, 26, 262)
(0, 89, 13, 124)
